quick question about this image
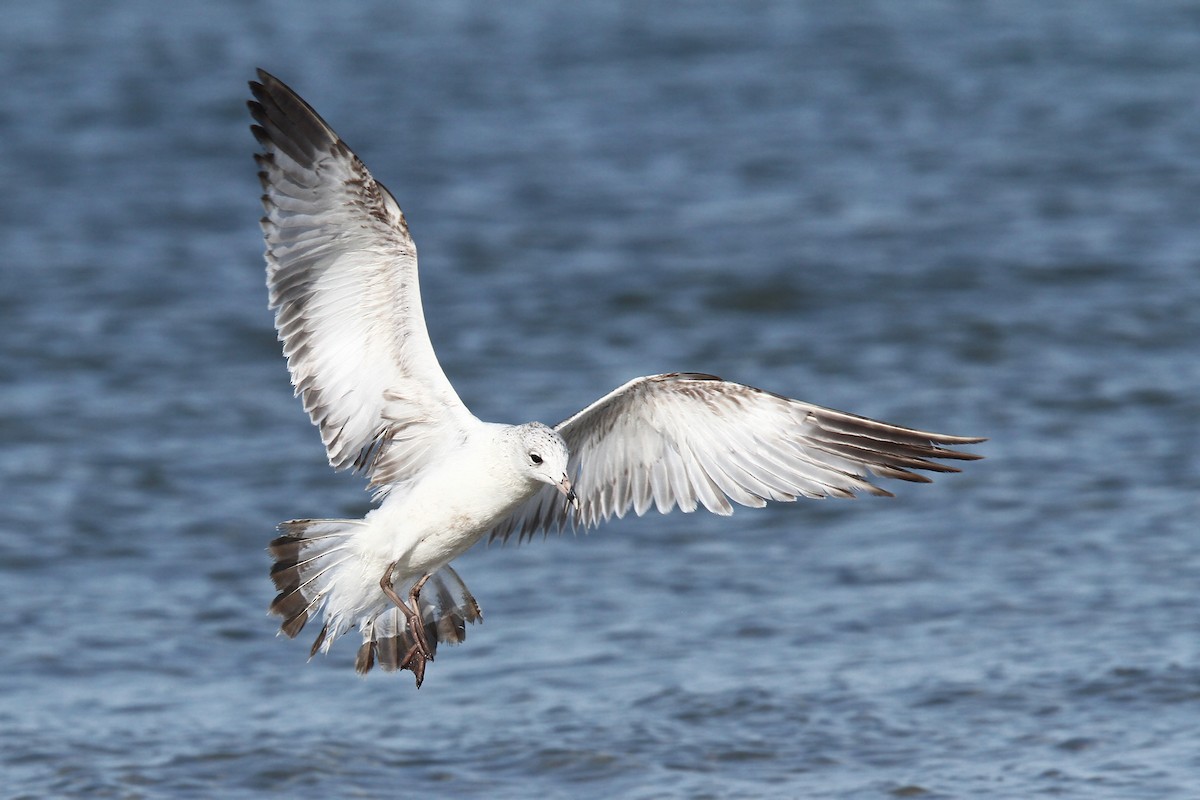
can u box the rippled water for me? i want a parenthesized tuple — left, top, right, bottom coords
(2, 2, 1198, 798)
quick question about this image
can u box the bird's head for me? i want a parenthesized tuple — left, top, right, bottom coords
(514, 422, 577, 510)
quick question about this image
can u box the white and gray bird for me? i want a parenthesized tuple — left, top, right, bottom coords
(248, 69, 984, 687)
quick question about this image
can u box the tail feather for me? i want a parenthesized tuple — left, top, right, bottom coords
(268, 519, 363, 646)
(355, 565, 482, 675)
(268, 519, 484, 677)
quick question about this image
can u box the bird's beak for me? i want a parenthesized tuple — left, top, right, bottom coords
(557, 474, 579, 511)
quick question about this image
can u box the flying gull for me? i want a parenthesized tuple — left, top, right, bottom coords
(248, 69, 984, 687)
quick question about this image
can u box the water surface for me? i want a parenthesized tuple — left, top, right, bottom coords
(2, 2, 1198, 798)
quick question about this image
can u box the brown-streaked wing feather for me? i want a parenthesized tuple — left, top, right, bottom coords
(249, 70, 475, 491)
(487, 373, 984, 543)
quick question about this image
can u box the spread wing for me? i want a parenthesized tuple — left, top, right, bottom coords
(249, 70, 475, 490)
(488, 373, 984, 543)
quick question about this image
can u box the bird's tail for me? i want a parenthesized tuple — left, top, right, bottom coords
(269, 519, 483, 674)
(268, 518, 364, 651)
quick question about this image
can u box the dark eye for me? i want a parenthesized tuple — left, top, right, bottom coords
(530, 453, 543, 465)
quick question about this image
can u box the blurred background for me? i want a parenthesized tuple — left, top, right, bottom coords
(1, 2, 1197, 797)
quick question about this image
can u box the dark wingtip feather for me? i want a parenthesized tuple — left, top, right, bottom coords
(935, 434, 988, 446)
(249, 123, 271, 147)
(870, 466, 934, 483)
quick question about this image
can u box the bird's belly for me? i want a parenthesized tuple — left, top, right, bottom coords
(371, 475, 534, 576)
(403, 515, 487, 571)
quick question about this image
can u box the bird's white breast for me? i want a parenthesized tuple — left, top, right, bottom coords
(361, 425, 542, 575)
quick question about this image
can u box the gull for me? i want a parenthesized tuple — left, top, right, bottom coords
(248, 69, 984, 687)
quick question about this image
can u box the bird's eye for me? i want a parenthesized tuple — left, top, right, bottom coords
(530, 453, 543, 465)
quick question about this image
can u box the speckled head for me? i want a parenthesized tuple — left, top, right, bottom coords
(512, 422, 576, 507)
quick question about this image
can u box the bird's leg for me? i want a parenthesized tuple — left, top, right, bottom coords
(379, 563, 436, 685)
(408, 571, 433, 614)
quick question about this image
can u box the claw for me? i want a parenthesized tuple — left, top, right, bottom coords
(400, 644, 427, 688)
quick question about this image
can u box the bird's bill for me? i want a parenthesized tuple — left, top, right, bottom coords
(557, 474, 579, 511)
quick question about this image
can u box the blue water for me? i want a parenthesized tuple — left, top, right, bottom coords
(2, 2, 1198, 797)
